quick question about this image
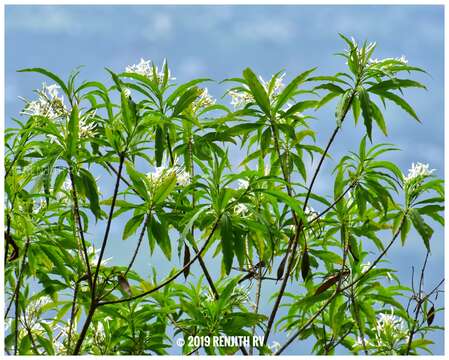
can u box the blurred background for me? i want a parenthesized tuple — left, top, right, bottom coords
(5, 5, 444, 354)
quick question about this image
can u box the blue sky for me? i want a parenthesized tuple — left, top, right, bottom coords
(5, 5, 444, 355)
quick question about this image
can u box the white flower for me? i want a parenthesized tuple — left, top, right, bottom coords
(228, 88, 254, 109)
(125, 58, 175, 84)
(177, 168, 191, 186)
(399, 55, 408, 64)
(79, 118, 97, 138)
(146, 161, 190, 190)
(123, 88, 131, 97)
(369, 55, 408, 65)
(125, 58, 151, 77)
(259, 72, 285, 97)
(192, 88, 215, 112)
(62, 179, 72, 192)
(88, 246, 112, 266)
(305, 206, 318, 222)
(20, 82, 68, 120)
(94, 322, 105, 342)
(237, 179, 249, 190)
(228, 72, 285, 109)
(361, 261, 374, 273)
(234, 203, 249, 216)
(353, 336, 372, 349)
(403, 162, 435, 184)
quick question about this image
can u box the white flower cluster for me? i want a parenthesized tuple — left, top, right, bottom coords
(403, 162, 435, 185)
(146, 162, 190, 188)
(305, 206, 318, 222)
(348, 37, 376, 59)
(88, 246, 112, 267)
(20, 83, 68, 120)
(369, 55, 408, 65)
(228, 88, 254, 109)
(353, 308, 408, 353)
(79, 117, 97, 138)
(228, 73, 286, 109)
(234, 203, 249, 216)
(192, 88, 216, 112)
(22, 295, 52, 330)
(93, 322, 106, 343)
(125, 58, 175, 84)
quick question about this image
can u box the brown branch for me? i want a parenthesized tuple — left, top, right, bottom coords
(68, 165, 93, 291)
(275, 213, 406, 355)
(97, 214, 221, 306)
(5, 236, 32, 319)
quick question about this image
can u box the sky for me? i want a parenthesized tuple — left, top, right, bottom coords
(5, 5, 444, 355)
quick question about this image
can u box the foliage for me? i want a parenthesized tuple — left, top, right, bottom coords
(4, 35, 444, 355)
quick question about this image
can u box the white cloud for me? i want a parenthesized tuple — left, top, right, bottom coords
(177, 57, 206, 78)
(6, 6, 78, 34)
(142, 13, 173, 42)
(233, 17, 296, 43)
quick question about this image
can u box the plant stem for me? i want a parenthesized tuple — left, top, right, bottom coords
(5, 236, 31, 319)
(68, 165, 93, 291)
(275, 213, 406, 355)
(97, 215, 222, 306)
(264, 91, 356, 345)
(72, 153, 125, 354)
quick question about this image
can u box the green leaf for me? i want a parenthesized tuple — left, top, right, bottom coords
(150, 215, 171, 259)
(220, 213, 235, 275)
(79, 168, 102, 220)
(242, 68, 271, 116)
(121, 90, 137, 130)
(367, 78, 426, 93)
(335, 90, 353, 127)
(123, 213, 145, 240)
(409, 208, 433, 251)
(126, 162, 150, 201)
(166, 78, 211, 106)
(274, 67, 316, 112)
(370, 89, 421, 122)
(18, 67, 70, 98)
(358, 88, 373, 140)
(370, 101, 388, 136)
(262, 189, 304, 221)
(155, 126, 164, 167)
(283, 100, 318, 118)
(172, 87, 200, 117)
(352, 95, 361, 124)
(67, 105, 79, 159)
(153, 171, 177, 205)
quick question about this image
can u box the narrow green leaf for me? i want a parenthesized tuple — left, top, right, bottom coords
(358, 88, 373, 140)
(274, 67, 316, 112)
(409, 208, 433, 251)
(220, 213, 234, 275)
(123, 213, 145, 240)
(242, 68, 271, 116)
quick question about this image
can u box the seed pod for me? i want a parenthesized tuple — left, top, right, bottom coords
(183, 244, 191, 280)
(315, 275, 340, 296)
(427, 305, 435, 326)
(277, 255, 288, 281)
(301, 251, 310, 280)
(118, 274, 132, 296)
(314, 269, 349, 296)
